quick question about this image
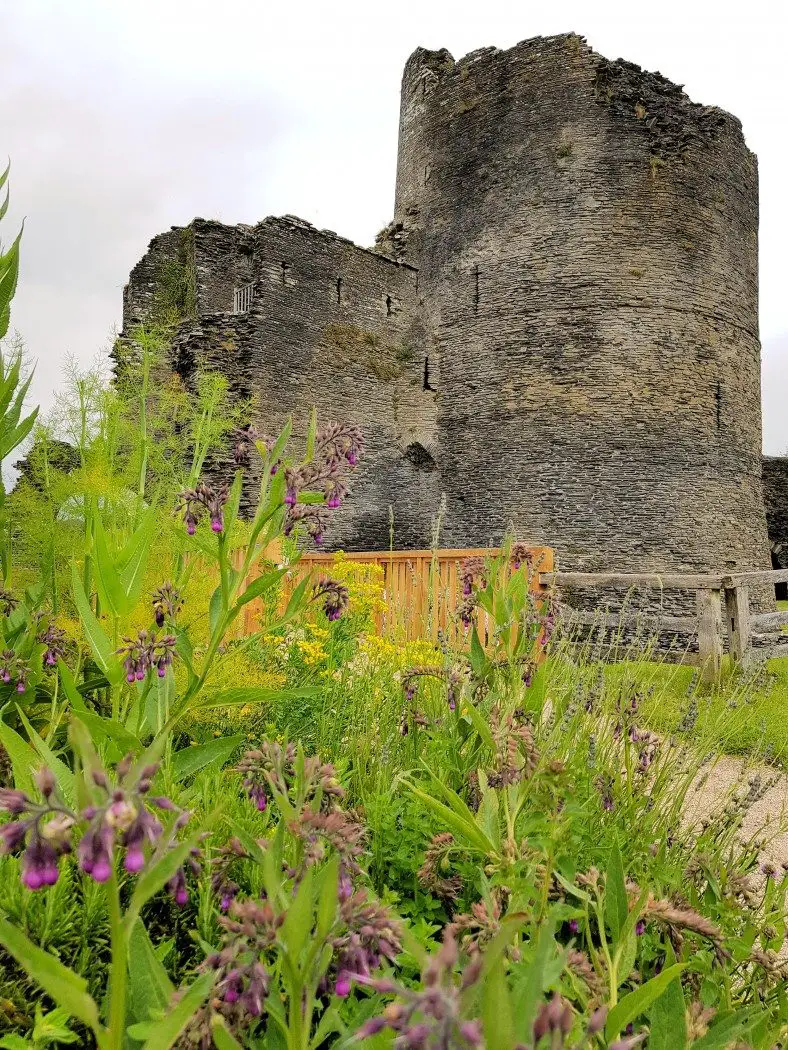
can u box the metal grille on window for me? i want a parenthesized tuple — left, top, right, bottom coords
(233, 282, 255, 313)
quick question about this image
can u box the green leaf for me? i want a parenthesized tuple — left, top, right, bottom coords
(481, 957, 515, 1050)
(133, 971, 214, 1050)
(606, 839, 628, 943)
(280, 573, 311, 624)
(605, 964, 685, 1039)
(648, 943, 686, 1050)
(691, 1008, 761, 1050)
(128, 919, 174, 1024)
(0, 1035, 31, 1049)
(190, 686, 318, 712)
(210, 1017, 244, 1050)
(469, 627, 487, 678)
(71, 565, 123, 687)
(401, 779, 495, 855)
(234, 565, 289, 611)
(512, 917, 557, 1040)
(170, 735, 243, 781)
(92, 513, 129, 619)
(56, 660, 88, 713)
(76, 710, 141, 757)
(118, 508, 156, 606)
(280, 866, 315, 961)
(316, 855, 339, 940)
(16, 708, 74, 806)
(208, 583, 223, 634)
(0, 916, 102, 1037)
(0, 717, 37, 793)
(32, 1004, 79, 1044)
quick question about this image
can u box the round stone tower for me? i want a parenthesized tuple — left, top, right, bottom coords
(392, 33, 771, 577)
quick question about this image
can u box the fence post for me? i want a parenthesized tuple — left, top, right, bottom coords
(696, 587, 723, 684)
(724, 583, 751, 669)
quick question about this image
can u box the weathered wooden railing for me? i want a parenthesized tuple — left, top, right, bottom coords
(544, 568, 788, 681)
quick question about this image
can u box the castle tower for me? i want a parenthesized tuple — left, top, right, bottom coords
(392, 34, 771, 577)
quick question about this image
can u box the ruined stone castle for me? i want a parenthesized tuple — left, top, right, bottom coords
(123, 32, 787, 579)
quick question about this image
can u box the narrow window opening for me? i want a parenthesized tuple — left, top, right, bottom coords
(233, 282, 255, 313)
(772, 550, 788, 601)
(472, 265, 480, 314)
(385, 295, 393, 316)
(280, 262, 289, 285)
(423, 356, 435, 392)
(336, 277, 343, 304)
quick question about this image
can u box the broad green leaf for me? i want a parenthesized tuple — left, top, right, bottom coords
(223, 472, 244, 536)
(0, 1035, 31, 1048)
(606, 839, 628, 943)
(469, 626, 487, 677)
(512, 917, 557, 1040)
(56, 659, 89, 713)
(170, 735, 243, 781)
(402, 780, 495, 855)
(316, 855, 339, 940)
(118, 508, 156, 606)
(605, 964, 685, 1039)
(0, 916, 101, 1036)
(481, 958, 515, 1050)
(0, 717, 37, 794)
(281, 573, 311, 623)
(16, 708, 74, 805)
(71, 565, 123, 687)
(92, 512, 129, 620)
(128, 919, 174, 1023)
(648, 943, 686, 1050)
(32, 1004, 79, 1044)
(134, 971, 214, 1050)
(234, 565, 289, 610)
(0, 406, 38, 461)
(461, 698, 496, 751)
(210, 1017, 244, 1050)
(691, 1008, 761, 1050)
(76, 710, 141, 757)
(280, 866, 315, 961)
(208, 583, 223, 634)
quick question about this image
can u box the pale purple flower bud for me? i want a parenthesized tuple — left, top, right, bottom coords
(0, 789, 31, 815)
(334, 972, 351, 997)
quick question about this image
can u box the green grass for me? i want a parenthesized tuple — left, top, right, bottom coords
(590, 656, 788, 764)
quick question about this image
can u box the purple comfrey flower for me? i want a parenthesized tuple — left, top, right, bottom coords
(0, 649, 29, 694)
(176, 479, 229, 536)
(353, 930, 481, 1046)
(232, 424, 260, 469)
(568, 919, 579, 934)
(37, 620, 67, 668)
(236, 741, 345, 818)
(636, 919, 647, 935)
(152, 582, 183, 629)
(116, 630, 176, 683)
(280, 423, 362, 542)
(312, 578, 350, 622)
(1, 756, 194, 897)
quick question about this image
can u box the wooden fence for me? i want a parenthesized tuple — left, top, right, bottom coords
(239, 548, 788, 683)
(240, 546, 553, 645)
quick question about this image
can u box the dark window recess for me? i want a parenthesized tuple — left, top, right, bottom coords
(405, 442, 436, 472)
(336, 277, 343, 303)
(385, 295, 393, 316)
(772, 550, 787, 601)
(715, 380, 722, 429)
(473, 265, 480, 314)
(280, 262, 289, 285)
(423, 356, 436, 391)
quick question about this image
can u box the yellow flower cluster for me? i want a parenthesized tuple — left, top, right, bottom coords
(360, 633, 441, 671)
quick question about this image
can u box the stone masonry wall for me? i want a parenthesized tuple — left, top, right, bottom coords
(160, 216, 437, 550)
(391, 33, 771, 584)
(763, 457, 788, 570)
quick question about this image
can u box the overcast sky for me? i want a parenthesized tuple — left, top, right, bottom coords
(2, 0, 786, 453)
